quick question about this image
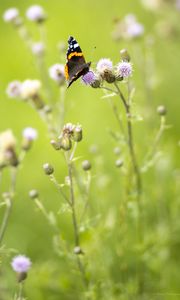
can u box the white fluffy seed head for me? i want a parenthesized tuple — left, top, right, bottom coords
(49, 64, 65, 84)
(26, 5, 46, 22)
(20, 79, 41, 99)
(3, 8, 19, 23)
(96, 58, 113, 75)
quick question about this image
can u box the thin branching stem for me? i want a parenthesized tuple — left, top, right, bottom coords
(0, 196, 12, 246)
(68, 160, 79, 247)
(0, 167, 17, 246)
(49, 174, 70, 204)
(145, 116, 166, 162)
(65, 149, 88, 287)
(101, 86, 118, 94)
(114, 82, 142, 198)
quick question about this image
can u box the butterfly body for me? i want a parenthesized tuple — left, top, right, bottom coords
(65, 36, 91, 87)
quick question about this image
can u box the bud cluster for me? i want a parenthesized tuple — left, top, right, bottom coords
(51, 123, 83, 152)
(6, 79, 45, 110)
(0, 128, 38, 169)
(3, 5, 46, 27)
(112, 14, 144, 41)
(82, 50, 133, 88)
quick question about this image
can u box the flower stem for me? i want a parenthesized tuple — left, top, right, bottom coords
(114, 82, 142, 198)
(114, 81, 143, 293)
(68, 161, 79, 247)
(66, 151, 88, 287)
(145, 116, 166, 163)
(0, 167, 17, 246)
(0, 196, 12, 246)
(17, 282, 23, 300)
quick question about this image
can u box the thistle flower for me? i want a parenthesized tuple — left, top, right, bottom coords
(96, 58, 115, 83)
(11, 255, 31, 273)
(26, 5, 46, 22)
(22, 127, 38, 141)
(3, 8, 19, 24)
(0, 130, 18, 167)
(49, 64, 65, 85)
(96, 58, 113, 75)
(112, 14, 144, 40)
(82, 71, 96, 86)
(22, 127, 38, 150)
(31, 42, 45, 56)
(6, 81, 22, 98)
(20, 79, 41, 99)
(116, 61, 133, 78)
(0, 130, 16, 151)
(62, 123, 75, 137)
(11, 255, 31, 282)
(126, 22, 144, 38)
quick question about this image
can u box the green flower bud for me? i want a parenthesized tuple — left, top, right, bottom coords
(115, 159, 123, 168)
(50, 139, 61, 150)
(73, 125, 82, 142)
(32, 95, 45, 110)
(73, 246, 84, 255)
(157, 105, 167, 116)
(17, 272, 27, 283)
(91, 79, 101, 88)
(44, 105, 52, 114)
(43, 163, 54, 175)
(60, 135, 72, 151)
(82, 160, 91, 171)
(120, 49, 131, 62)
(103, 71, 116, 84)
(113, 147, 121, 155)
(29, 189, 39, 199)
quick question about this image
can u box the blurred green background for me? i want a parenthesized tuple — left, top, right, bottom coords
(0, 0, 180, 299)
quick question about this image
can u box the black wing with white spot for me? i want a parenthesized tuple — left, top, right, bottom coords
(67, 36, 82, 57)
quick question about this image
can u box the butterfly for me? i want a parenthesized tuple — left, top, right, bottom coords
(64, 36, 91, 88)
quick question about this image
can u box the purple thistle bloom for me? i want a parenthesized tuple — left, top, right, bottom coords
(22, 127, 38, 141)
(116, 61, 133, 78)
(126, 22, 144, 38)
(82, 71, 96, 85)
(11, 255, 32, 273)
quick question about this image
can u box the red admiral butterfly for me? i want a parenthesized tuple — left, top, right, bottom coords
(65, 36, 91, 88)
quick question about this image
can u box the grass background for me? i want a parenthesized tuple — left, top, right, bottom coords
(0, 0, 180, 299)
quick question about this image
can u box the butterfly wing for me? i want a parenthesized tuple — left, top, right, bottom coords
(65, 36, 90, 87)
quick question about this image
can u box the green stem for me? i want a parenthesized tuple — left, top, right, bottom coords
(68, 161, 79, 247)
(0, 196, 12, 246)
(0, 168, 17, 246)
(49, 174, 70, 204)
(17, 282, 23, 300)
(114, 82, 142, 197)
(145, 116, 166, 162)
(66, 151, 88, 287)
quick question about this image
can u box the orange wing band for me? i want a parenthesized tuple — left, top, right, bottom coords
(67, 52, 83, 60)
(64, 64, 69, 80)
